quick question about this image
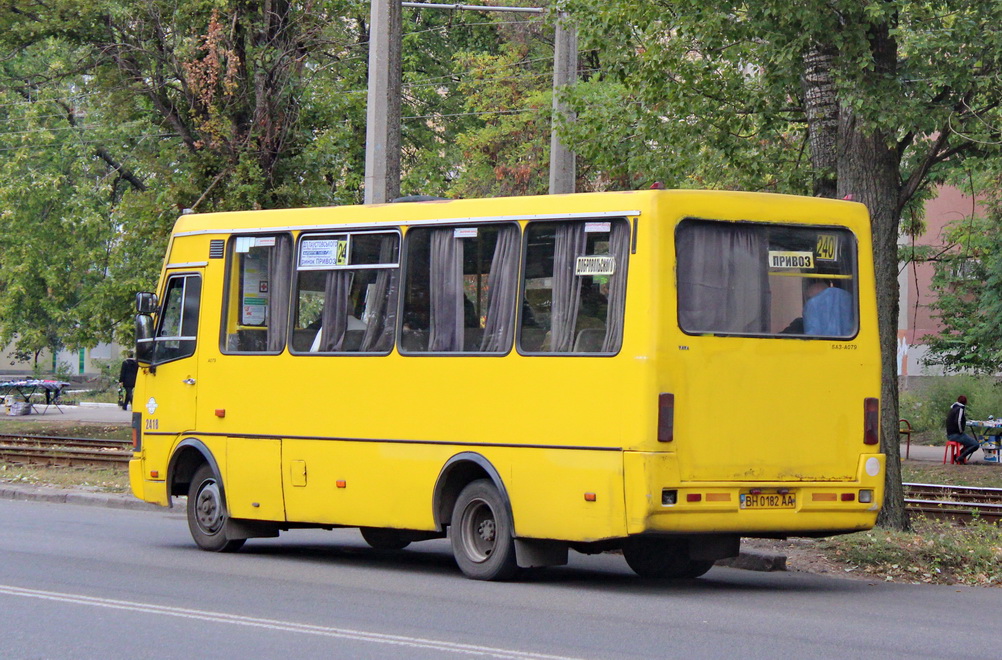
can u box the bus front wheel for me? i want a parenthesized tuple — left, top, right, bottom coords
(623, 537, 714, 579)
(450, 479, 517, 581)
(186, 464, 245, 553)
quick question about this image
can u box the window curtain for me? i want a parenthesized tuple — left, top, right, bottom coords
(266, 237, 291, 352)
(549, 223, 587, 352)
(677, 222, 769, 333)
(319, 270, 353, 351)
(360, 235, 399, 352)
(479, 225, 519, 352)
(601, 221, 631, 352)
(428, 229, 464, 351)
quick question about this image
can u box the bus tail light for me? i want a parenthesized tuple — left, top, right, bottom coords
(863, 398, 879, 445)
(658, 393, 674, 442)
(859, 489, 874, 503)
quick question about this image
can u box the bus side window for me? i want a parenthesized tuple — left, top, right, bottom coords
(221, 235, 292, 353)
(401, 224, 519, 354)
(519, 219, 629, 354)
(291, 231, 399, 354)
(153, 273, 201, 364)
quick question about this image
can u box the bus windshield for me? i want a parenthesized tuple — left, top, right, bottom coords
(676, 219, 858, 338)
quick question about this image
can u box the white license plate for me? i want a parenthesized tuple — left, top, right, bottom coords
(740, 492, 796, 509)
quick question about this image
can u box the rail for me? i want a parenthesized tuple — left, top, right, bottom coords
(0, 434, 130, 467)
(904, 482, 1002, 523)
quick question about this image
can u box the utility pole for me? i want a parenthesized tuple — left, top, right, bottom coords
(549, 12, 577, 195)
(364, 2, 576, 200)
(364, 0, 402, 204)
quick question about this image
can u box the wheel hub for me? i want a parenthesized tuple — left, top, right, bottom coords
(460, 498, 498, 563)
(477, 519, 496, 543)
(195, 480, 224, 534)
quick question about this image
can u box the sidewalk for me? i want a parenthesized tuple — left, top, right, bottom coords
(901, 441, 999, 465)
(4, 401, 132, 425)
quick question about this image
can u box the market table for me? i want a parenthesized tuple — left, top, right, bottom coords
(967, 420, 1002, 463)
(0, 379, 71, 415)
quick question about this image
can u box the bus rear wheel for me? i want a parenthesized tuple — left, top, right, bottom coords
(187, 464, 245, 553)
(360, 527, 412, 550)
(450, 480, 517, 581)
(623, 537, 714, 579)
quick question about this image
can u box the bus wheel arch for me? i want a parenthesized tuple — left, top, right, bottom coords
(432, 452, 513, 533)
(167, 438, 222, 500)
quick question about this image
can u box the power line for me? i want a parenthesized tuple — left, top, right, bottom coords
(401, 2, 544, 14)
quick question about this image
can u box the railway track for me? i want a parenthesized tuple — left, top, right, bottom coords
(904, 482, 1002, 523)
(0, 433, 131, 468)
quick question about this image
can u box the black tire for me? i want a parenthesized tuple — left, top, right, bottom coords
(623, 537, 713, 579)
(450, 479, 518, 581)
(186, 464, 245, 553)
(360, 527, 412, 550)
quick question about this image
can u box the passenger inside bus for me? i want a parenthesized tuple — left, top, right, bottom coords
(803, 280, 853, 336)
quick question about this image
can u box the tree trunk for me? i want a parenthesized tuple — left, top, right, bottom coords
(837, 108, 909, 531)
(802, 44, 838, 198)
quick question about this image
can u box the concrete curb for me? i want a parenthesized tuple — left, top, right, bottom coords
(0, 482, 161, 512)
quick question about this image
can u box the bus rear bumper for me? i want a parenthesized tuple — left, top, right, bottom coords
(624, 451, 885, 536)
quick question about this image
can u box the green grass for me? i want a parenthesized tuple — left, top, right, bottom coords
(822, 519, 1002, 586)
(903, 462, 1002, 489)
(0, 417, 130, 441)
(0, 463, 129, 492)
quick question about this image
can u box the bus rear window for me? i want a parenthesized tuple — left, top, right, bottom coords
(676, 219, 858, 339)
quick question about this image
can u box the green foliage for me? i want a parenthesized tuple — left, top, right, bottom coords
(450, 46, 551, 198)
(922, 172, 1002, 373)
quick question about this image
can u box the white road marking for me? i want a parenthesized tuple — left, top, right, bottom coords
(0, 584, 584, 659)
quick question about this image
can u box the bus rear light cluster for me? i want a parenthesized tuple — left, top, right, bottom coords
(864, 397, 880, 445)
(812, 492, 868, 503)
(662, 489, 677, 505)
(657, 393, 674, 442)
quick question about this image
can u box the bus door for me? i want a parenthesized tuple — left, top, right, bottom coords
(144, 270, 203, 437)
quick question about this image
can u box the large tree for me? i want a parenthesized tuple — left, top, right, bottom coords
(0, 1, 559, 357)
(565, 0, 1002, 529)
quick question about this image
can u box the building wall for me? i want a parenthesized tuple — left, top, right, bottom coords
(898, 184, 983, 382)
(0, 341, 124, 378)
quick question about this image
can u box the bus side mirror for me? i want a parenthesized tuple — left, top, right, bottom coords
(136, 292, 158, 314)
(135, 314, 155, 365)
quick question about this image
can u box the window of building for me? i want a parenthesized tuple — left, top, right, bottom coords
(401, 224, 519, 353)
(291, 231, 399, 354)
(518, 219, 630, 354)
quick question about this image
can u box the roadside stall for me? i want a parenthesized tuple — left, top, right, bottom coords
(0, 379, 70, 415)
(967, 418, 1002, 463)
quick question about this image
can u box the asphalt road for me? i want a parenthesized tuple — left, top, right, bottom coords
(1, 498, 998, 660)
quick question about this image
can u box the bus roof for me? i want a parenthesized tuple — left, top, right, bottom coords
(171, 189, 868, 236)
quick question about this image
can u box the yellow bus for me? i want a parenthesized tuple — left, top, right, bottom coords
(129, 189, 883, 581)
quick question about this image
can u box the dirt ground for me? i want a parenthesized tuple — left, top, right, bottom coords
(742, 537, 869, 580)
